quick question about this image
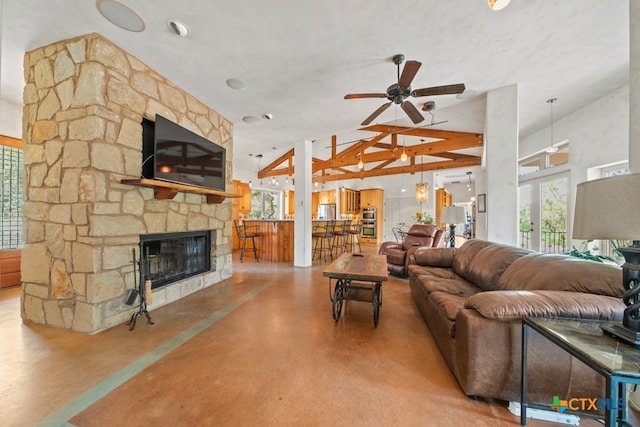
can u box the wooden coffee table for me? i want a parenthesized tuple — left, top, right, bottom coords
(323, 253, 388, 327)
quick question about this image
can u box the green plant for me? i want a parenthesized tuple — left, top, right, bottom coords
(414, 211, 433, 225)
(565, 240, 615, 263)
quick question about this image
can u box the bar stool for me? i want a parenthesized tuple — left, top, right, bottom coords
(346, 220, 362, 253)
(234, 219, 259, 262)
(331, 219, 348, 257)
(312, 220, 334, 262)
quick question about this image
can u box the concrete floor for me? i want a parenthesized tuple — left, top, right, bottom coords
(0, 246, 619, 426)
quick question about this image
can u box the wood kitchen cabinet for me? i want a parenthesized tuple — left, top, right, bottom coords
(435, 188, 452, 228)
(359, 188, 384, 244)
(317, 190, 336, 204)
(339, 188, 360, 214)
(233, 180, 252, 213)
(359, 188, 383, 209)
(232, 179, 252, 249)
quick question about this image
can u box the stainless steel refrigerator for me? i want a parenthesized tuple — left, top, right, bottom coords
(317, 204, 336, 220)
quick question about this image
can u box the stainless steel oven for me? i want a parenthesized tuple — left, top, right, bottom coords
(362, 208, 376, 220)
(361, 221, 376, 238)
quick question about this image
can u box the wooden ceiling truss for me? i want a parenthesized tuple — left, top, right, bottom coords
(256, 125, 483, 184)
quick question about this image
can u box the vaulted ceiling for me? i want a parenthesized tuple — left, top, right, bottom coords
(0, 1, 630, 184)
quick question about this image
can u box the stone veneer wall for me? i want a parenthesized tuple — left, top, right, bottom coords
(21, 33, 234, 333)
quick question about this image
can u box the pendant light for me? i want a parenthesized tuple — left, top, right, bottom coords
(248, 154, 253, 189)
(415, 155, 429, 204)
(545, 98, 559, 154)
(400, 136, 408, 161)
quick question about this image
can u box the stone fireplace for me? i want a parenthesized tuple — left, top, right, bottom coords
(20, 33, 234, 333)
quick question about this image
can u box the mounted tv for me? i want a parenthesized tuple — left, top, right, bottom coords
(142, 115, 226, 191)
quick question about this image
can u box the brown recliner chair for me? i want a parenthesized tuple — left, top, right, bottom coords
(379, 224, 444, 277)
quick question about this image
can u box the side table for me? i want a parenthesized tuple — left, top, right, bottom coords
(521, 317, 640, 426)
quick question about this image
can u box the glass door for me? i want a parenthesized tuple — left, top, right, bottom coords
(518, 173, 568, 253)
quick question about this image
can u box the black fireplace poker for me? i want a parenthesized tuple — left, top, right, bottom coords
(126, 248, 155, 331)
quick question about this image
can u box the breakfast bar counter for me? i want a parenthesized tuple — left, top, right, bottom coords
(243, 220, 294, 262)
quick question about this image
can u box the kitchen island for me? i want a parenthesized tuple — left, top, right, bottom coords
(242, 220, 355, 262)
(243, 220, 294, 262)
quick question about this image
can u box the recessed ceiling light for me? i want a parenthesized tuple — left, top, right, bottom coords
(262, 113, 273, 120)
(168, 20, 190, 37)
(242, 116, 260, 124)
(226, 78, 247, 90)
(96, 0, 145, 32)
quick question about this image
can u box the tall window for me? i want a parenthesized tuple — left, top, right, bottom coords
(250, 189, 280, 219)
(1, 140, 23, 249)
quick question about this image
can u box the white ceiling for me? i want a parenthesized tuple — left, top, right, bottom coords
(0, 0, 630, 182)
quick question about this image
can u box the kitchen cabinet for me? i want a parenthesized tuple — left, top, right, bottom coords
(233, 180, 252, 213)
(317, 190, 336, 204)
(435, 188, 452, 228)
(359, 188, 384, 244)
(339, 188, 360, 214)
(284, 190, 295, 215)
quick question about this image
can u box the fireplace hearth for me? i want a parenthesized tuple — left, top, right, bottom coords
(140, 231, 212, 289)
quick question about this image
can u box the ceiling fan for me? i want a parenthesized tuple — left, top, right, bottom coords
(344, 54, 466, 126)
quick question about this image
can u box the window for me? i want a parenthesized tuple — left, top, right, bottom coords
(1, 140, 23, 249)
(519, 144, 569, 176)
(250, 189, 280, 219)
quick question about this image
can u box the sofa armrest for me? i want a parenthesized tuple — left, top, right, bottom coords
(412, 247, 456, 267)
(379, 241, 402, 254)
(464, 290, 624, 321)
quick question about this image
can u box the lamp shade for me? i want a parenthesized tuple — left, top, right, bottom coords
(572, 173, 640, 240)
(441, 206, 467, 225)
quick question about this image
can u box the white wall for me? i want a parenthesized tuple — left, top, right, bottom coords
(519, 85, 629, 245)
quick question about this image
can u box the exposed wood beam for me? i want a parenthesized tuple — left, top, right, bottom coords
(315, 156, 482, 183)
(256, 126, 484, 182)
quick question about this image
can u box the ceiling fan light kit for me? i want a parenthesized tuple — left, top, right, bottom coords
(488, 0, 511, 10)
(344, 54, 465, 126)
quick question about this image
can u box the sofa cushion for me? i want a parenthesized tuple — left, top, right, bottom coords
(496, 253, 623, 297)
(465, 243, 532, 291)
(420, 277, 480, 297)
(412, 247, 456, 267)
(451, 240, 494, 280)
(465, 290, 625, 321)
(408, 264, 458, 279)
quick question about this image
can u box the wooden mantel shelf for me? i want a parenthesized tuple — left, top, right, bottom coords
(121, 179, 241, 204)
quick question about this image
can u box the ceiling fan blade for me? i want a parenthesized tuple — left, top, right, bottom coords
(401, 101, 424, 124)
(398, 60, 422, 88)
(344, 93, 387, 100)
(412, 83, 466, 97)
(361, 102, 392, 126)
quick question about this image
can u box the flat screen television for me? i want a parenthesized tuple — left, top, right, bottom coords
(142, 115, 226, 191)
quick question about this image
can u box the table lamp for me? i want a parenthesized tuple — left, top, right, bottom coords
(573, 173, 640, 345)
(441, 206, 467, 248)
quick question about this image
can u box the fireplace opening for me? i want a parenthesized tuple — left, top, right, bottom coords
(140, 231, 211, 289)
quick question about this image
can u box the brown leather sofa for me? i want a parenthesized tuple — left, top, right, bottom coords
(378, 224, 444, 277)
(408, 239, 624, 404)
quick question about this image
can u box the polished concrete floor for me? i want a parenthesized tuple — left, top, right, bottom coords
(0, 246, 622, 426)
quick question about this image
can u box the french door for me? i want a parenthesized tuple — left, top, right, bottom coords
(518, 173, 568, 253)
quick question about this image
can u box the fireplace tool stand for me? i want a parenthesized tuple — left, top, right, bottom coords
(127, 248, 154, 331)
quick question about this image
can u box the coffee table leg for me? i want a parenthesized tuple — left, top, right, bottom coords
(332, 279, 344, 321)
(521, 321, 528, 426)
(373, 282, 381, 327)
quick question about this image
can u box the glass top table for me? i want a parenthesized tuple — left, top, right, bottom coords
(521, 317, 640, 426)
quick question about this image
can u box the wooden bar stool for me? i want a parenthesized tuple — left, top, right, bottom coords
(234, 219, 259, 262)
